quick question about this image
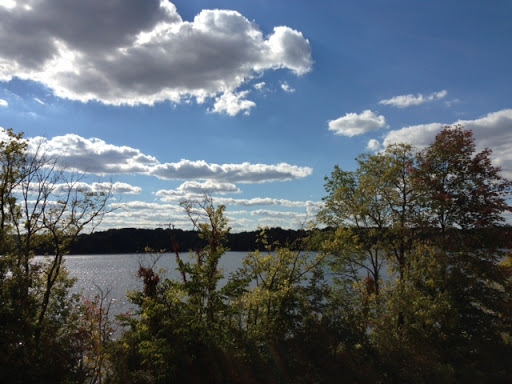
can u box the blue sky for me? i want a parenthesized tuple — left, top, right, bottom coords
(1, 0, 511, 231)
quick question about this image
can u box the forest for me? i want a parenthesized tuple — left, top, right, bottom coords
(1, 125, 512, 383)
(68, 226, 314, 254)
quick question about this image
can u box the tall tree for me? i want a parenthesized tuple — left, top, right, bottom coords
(409, 125, 512, 381)
(414, 125, 511, 233)
(319, 125, 512, 382)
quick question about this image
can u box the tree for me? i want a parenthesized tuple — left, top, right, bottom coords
(319, 126, 512, 382)
(224, 229, 328, 382)
(408, 126, 512, 381)
(318, 143, 420, 334)
(0, 129, 112, 383)
(111, 196, 235, 384)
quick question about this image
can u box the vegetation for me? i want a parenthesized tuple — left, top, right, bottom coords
(1, 125, 511, 383)
(69, 226, 314, 254)
(0, 129, 112, 383)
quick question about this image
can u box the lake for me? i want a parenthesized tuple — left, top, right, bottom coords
(59, 252, 249, 314)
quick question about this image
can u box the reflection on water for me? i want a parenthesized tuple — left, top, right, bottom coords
(40, 252, 248, 314)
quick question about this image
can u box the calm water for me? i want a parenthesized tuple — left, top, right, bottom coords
(55, 252, 248, 314)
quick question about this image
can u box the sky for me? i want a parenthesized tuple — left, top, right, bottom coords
(0, 0, 511, 232)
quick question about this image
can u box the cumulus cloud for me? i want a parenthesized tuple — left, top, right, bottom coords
(0, 1, 312, 115)
(379, 90, 448, 108)
(210, 90, 256, 116)
(328, 110, 387, 137)
(382, 109, 512, 179)
(367, 139, 381, 151)
(0, 98, 7, 107)
(382, 122, 443, 149)
(31, 133, 159, 175)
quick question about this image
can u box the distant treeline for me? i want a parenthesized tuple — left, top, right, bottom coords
(69, 227, 323, 254)
(68, 225, 512, 255)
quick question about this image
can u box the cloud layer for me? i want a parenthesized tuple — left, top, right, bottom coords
(15, 131, 313, 184)
(0, 1, 312, 115)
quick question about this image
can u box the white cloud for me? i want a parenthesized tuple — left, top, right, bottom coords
(379, 90, 448, 108)
(382, 122, 443, 149)
(53, 181, 142, 195)
(280, 81, 295, 93)
(328, 110, 387, 137)
(98, 182, 142, 195)
(105, 200, 190, 229)
(33, 97, 45, 105)
(177, 181, 240, 194)
(210, 90, 256, 116)
(31, 133, 159, 175)
(150, 160, 313, 183)
(382, 109, 512, 179)
(0, 98, 7, 107)
(156, 190, 322, 212)
(367, 139, 381, 151)
(215, 197, 319, 209)
(103, 199, 314, 231)
(1, 130, 313, 184)
(253, 82, 266, 90)
(251, 209, 305, 218)
(0, 0, 15, 10)
(0, 1, 312, 115)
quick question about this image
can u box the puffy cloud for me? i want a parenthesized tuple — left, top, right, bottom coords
(0, 1, 312, 115)
(382, 109, 512, 179)
(253, 82, 266, 90)
(379, 90, 448, 108)
(30, 133, 159, 175)
(0, 98, 7, 107)
(458, 109, 512, 178)
(367, 139, 381, 151)
(210, 90, 256, 116)
(382, 122, 443, 149)
(328, 110, 387, 137)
